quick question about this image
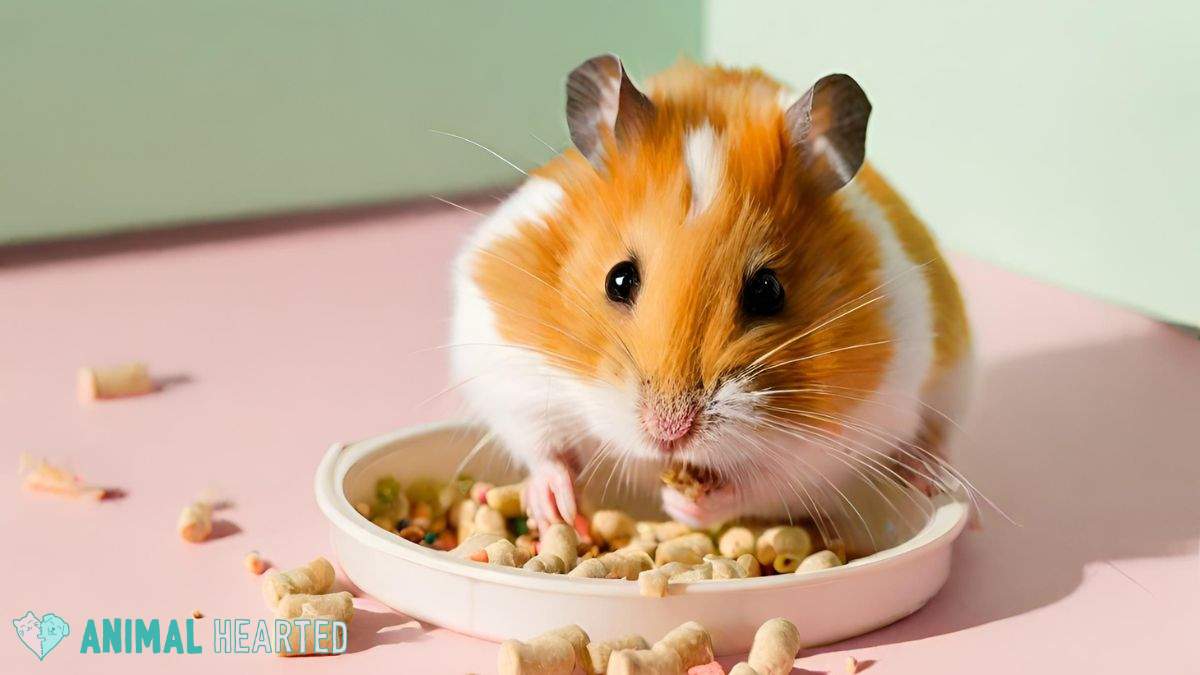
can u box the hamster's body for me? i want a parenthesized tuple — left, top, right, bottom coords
(451, 59, 972, 549)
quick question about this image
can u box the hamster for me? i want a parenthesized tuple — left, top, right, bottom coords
(450, 54, 973, 550)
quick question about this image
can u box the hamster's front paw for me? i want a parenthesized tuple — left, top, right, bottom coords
(660, 484, 739, 529)
(523, 456, 578, 532)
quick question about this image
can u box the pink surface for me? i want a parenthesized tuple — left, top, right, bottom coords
(1, 205, 1197, 674)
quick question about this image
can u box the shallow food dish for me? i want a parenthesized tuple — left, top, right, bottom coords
(315, 421, 970, 654)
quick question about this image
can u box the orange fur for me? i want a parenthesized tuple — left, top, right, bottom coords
(472, 61, 964, 439)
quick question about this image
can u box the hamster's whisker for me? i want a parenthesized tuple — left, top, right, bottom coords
(429, 129, 528, 175)
(480, 296, 631, 372)
(749, 338, 897, 378)
(529, 132, 560, 155)
(761, 406, 951, 497)
(745, 261, 931, 375)
(760, 413, 931, 523)
(734, 431, 839, 543)
(474, 248, 640, 370)
(452, 429, 497, 481)
(411, 341, 593, 370)
(761, 383, 967, 436)
(430, 195, 488, 218)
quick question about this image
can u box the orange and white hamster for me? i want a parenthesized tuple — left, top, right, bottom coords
(451, 55, 973, 542)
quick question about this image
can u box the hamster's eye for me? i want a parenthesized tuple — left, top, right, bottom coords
(605, 260, 640, 305)
(742, 268, 785, 317)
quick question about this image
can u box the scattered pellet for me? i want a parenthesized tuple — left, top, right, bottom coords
(654, 621, 715, 670)
(177, 501, 213, 543)
(275, 592, 354, 621)
(585, 634, 649, 675)
(607, 646, 683, 675)
(18, 453, 106, 500)
(746, 618, 801, 675)
(191, 610, 203, 619)
(245, 551, 268, 575)
(77, 362, 154, 401)
(261, 558, 336, 610)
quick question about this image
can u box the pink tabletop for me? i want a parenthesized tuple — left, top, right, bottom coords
(1, 204, 1197, 674)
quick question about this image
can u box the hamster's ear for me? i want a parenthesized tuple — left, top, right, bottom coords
(785, 74, 872, 196)
(566, 53, 655, 169)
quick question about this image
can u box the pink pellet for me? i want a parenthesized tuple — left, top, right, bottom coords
(469, 549, 488, 563)
(470, 482, 493, 505)
(688, 661, 726, 675)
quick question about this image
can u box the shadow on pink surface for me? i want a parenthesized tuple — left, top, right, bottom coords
(813, 327, 1200, 651)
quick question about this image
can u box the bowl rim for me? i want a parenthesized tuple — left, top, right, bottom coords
(315, 420, 971, 597)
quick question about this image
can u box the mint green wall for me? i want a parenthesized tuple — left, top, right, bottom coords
(0, 2, 701, 244)
(706, 1, 1198, 324)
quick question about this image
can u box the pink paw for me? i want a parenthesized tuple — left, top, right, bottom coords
(524, 458, 578, 531)
(660, 484, 739, 529)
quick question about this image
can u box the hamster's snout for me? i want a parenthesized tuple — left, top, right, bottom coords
(640, 393, 700, 453)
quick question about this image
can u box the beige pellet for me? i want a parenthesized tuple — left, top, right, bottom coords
(498, 635, 574, 675)
(262, 558, 336, 610)
(718, 526, 756, 559)
(485, 539, 519, 567)
(523, 553, 567, 574)
(637, 521, 692, 543)
(77, 362, 154, 401)
(736, 553, 761, 578)
(176, 501, 213, 543)
(729, 664, 760, 675)
(704, 555, 746, 580)
(474, 504, 508, 536)
(584, 634, 649, 675)
(486, 483, 525, 518)
(591, 510, 637, 548)
(618, 536, 659, 557)
(275, 591, 354, 621)
(607, 646, 683, 675)
(797, 549, 843, 573)
(747, 618, 802, 675)
(567, 558, 609, 579)
(598, 550, 654, 581)
(276, 616, 349, 657)
(453, 499, 479, 540)
(637, 569, 669, 598)
(451, 532, 504, 558)
(436, 483, 461, 514)
(654, 532, 715, 566)
(653, 620, 714, 670)
(755, 526, 812, 567)
(668, 561, 713, 582)
(540, 523, 579, 571)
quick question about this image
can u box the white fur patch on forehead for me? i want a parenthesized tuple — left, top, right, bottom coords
(684, 123, 724, 221)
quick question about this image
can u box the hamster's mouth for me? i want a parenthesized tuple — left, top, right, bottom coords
(660, 461, 726, 501)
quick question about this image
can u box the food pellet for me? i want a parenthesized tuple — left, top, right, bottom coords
(485, 539, 519, 567)
(746, 618, 802, 675)
(244, 551, 268, 575)
(796, 550, 842, 573)
(845, 656, 860, 674)
(607, 646, 683, 675)
(718, 526, 756, 559)
(585, 634, 649, 675)
(452, 532, 504, 558)
(498, 635, 575, 675)
(755, 526, 812, 568)
(470, 481, 494, 505)
(474, 504, 508, 536)
(654, 621, 715, 670)
(19, 453, 106, 500)
(598, 550, 654, 581)
(177, 501, 213, 543)
(688, 662, 727, 675)
(486, 483, 525, 518)
(540, 523, 579, 571)
(261, 557, 336, 610)
(669, 562, 713, 582)
(736, 553, 761, 578)
(567, 558, 609, 578)
(591, 509, 637, 548)
(77, 362, 154, 401)
(728, 664, 759, 675)
(275, 592, 354, 621)
(191, 610, 203, 619)
(655, 532, 715, 566)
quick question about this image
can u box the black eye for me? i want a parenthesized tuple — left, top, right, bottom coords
(605, 260, 640, 305)
(742, 268, 785, 317)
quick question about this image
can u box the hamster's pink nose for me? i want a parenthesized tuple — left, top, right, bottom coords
(642, 405, 698, 449)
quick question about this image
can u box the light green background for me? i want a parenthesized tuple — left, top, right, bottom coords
(2, 2, 1195, 324)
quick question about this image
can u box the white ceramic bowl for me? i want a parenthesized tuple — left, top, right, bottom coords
(315, 421, 969, 654)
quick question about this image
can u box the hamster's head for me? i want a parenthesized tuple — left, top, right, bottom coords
(475, 55, 897, 486)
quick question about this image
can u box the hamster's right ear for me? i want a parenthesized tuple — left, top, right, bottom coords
(566, 54, 655, 170)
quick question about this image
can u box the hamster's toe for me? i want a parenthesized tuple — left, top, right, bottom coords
(524, 458, 578, 531)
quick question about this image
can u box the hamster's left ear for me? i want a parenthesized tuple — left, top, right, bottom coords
(566, 54, 655, 170)
(785, 74, 872, 196)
